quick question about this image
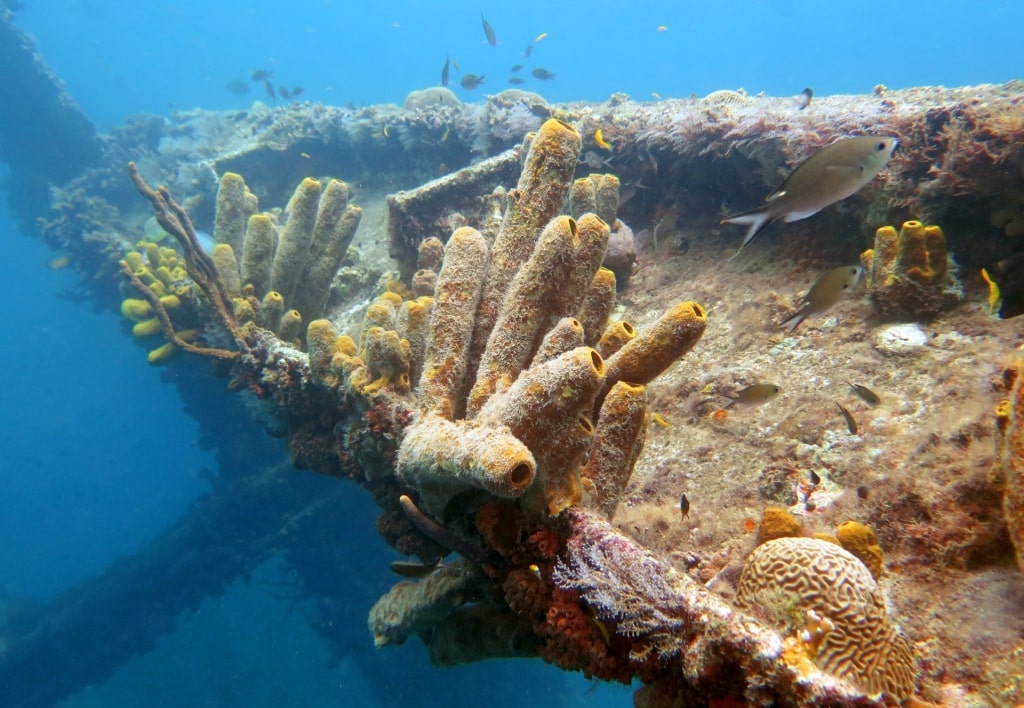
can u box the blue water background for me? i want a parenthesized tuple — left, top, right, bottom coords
(1, 0, 1020, 705)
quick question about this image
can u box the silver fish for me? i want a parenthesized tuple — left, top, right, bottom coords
(781, 265, 863, 333)
(723, 136, 897, 258)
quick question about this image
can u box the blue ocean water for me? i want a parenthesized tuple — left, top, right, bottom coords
(0, 1, 1020, 705)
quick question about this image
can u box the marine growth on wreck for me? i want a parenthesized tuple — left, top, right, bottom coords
(25, 78, 1024, 706)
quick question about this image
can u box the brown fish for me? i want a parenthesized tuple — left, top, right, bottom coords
(263, 79, 276, 101)
(835, 402, 858, 434)
(532, 67, 555, 80)
(846, 382, 880, 406)
(460, 73, 485, 90)
(780, 265, 863, 333)
(481, 15, 497, 46)
(251, 69, 272, 82)
(508, 77, 526, 85)
(441, 56, 450, 86)
(224, 79, 251, 96)
(722, 136, 898, 258)
(390, 558, 442, 578)
(722, 383, 780, 408)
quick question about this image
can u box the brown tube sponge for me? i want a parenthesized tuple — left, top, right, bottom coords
(397, 415, 536, 499)
(603, 301, 707, 393)
(211, 244, 242, 297)
(578, 267, 617, 347)
(240, 214, 278, 299)
(270, 178, 322, 305)
(213, 172, 257, 255)
(581, 381, 648, 519)
(292, 179, 362, 323)
(468, 119, 582, 377)
(531, 317, 584, 366)
(418, 227, 488, 419)
(595, 320, 636, 358)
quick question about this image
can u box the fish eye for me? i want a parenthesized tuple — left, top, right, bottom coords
(876, 141, 887, 151)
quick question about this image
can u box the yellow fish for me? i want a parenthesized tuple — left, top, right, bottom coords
(534, 32, 548, 43)
(656, 25, 668, 32)
(651, 92, 662, 100)
(46, 255, 71, 270)
(981, 267, 1000, 314)
(652, 412, 672, 428)
(594, 128, 612, 151)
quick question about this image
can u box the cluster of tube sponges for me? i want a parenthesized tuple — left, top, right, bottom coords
(305, 118, 707, 519)
(120, 242, 200, 363)
(861, 220, 961, 319)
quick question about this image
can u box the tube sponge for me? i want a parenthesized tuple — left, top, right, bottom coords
(214, 172, 258, 255)
(291, 179, 362, 323)
(581, 381, 648, 518)
(418, 227, 488, 420)
(241, 214, 278, 299)
(468, 119, 582, 377)
(212, 244, 242, 297)
(397, 415, 537, 499)
(578, 267, 617, 347)
(270, 178, 322, 305)
(603, 301, 707, 393)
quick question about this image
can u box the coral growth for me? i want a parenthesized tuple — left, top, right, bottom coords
(862, 220, 962, 320)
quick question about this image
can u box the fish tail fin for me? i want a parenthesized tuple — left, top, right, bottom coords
(780, 310, 806, 334)
(722, 208, 773, 258)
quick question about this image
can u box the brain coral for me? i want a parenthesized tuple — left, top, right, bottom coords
(736, 537, 917, 700)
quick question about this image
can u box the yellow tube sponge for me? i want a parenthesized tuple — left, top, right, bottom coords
(591, 174, 621, 230)
(418, 227, 488, 420)
(581, 381, 648, 519)
(836, 520, 885, 580)
(270, 178, 322, 305)
(132, 317, 162, 338)
(549, 214, 611, 333)
(360, 326, 412, 395)
(595, 320, 636, 358)
(292, 179, 363, 323)
(468, 119, 582, 376)
(278, 309, 303, 344)
(307, 319, 340, 387)
(214, 172, 258, 255)
(259, 291, 285, 332)
(212, 244, 242, 297)
(397, 296, 433, 387)
(568, 177, 597, 217)
(531, 317, 584, 366)
(241, 214, 278, 299)
(147, 341, 178, 365)
(578, 267, 617, 347)
(121, 298, 152, 322)
(469, 216, 585, 414)
(397, 415, 536, 499)
(480, 347, 605, 515)
(862, 220, 961, 319)
(603, 301, 707, 394)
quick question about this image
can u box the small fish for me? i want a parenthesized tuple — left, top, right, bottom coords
(722, 136, 898, 258)
(390, 558, 442, 578)
(656, 24, 668, 32)
(291, 86, 304, 97)
(508, 77, 526, 85)
(524, 43, 534, 57)
(511, 64, 523, 73)
(846, 382, 880, 406)
(652, 412, 672, 428)
(460, 73, 485, 90)
(780, 265, 863, 333)
(481, 15, 497, 46)
(980, 267, 1001, 315)
(531, 67, 555, 80)
(278, 86, 291, 99)
(680, 493, 690, 520)
(836, 402, 858, 434)
(251, 69, 272, 82)
(594, 128, 612, 150)
(263, 79, 276, 101)
(534, 32, 548, 43)
(441, 56, 451, 86)
(581, 150, 614, 169)
(528, 564, 543, 581)
(990, 252, 1024, 318)
(651, 91, 662, 100)
(796, 87, 813, 109)
(47, 255, 70, 270)
(224, 79, 251, 96)
(722, 383, 780, 408)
